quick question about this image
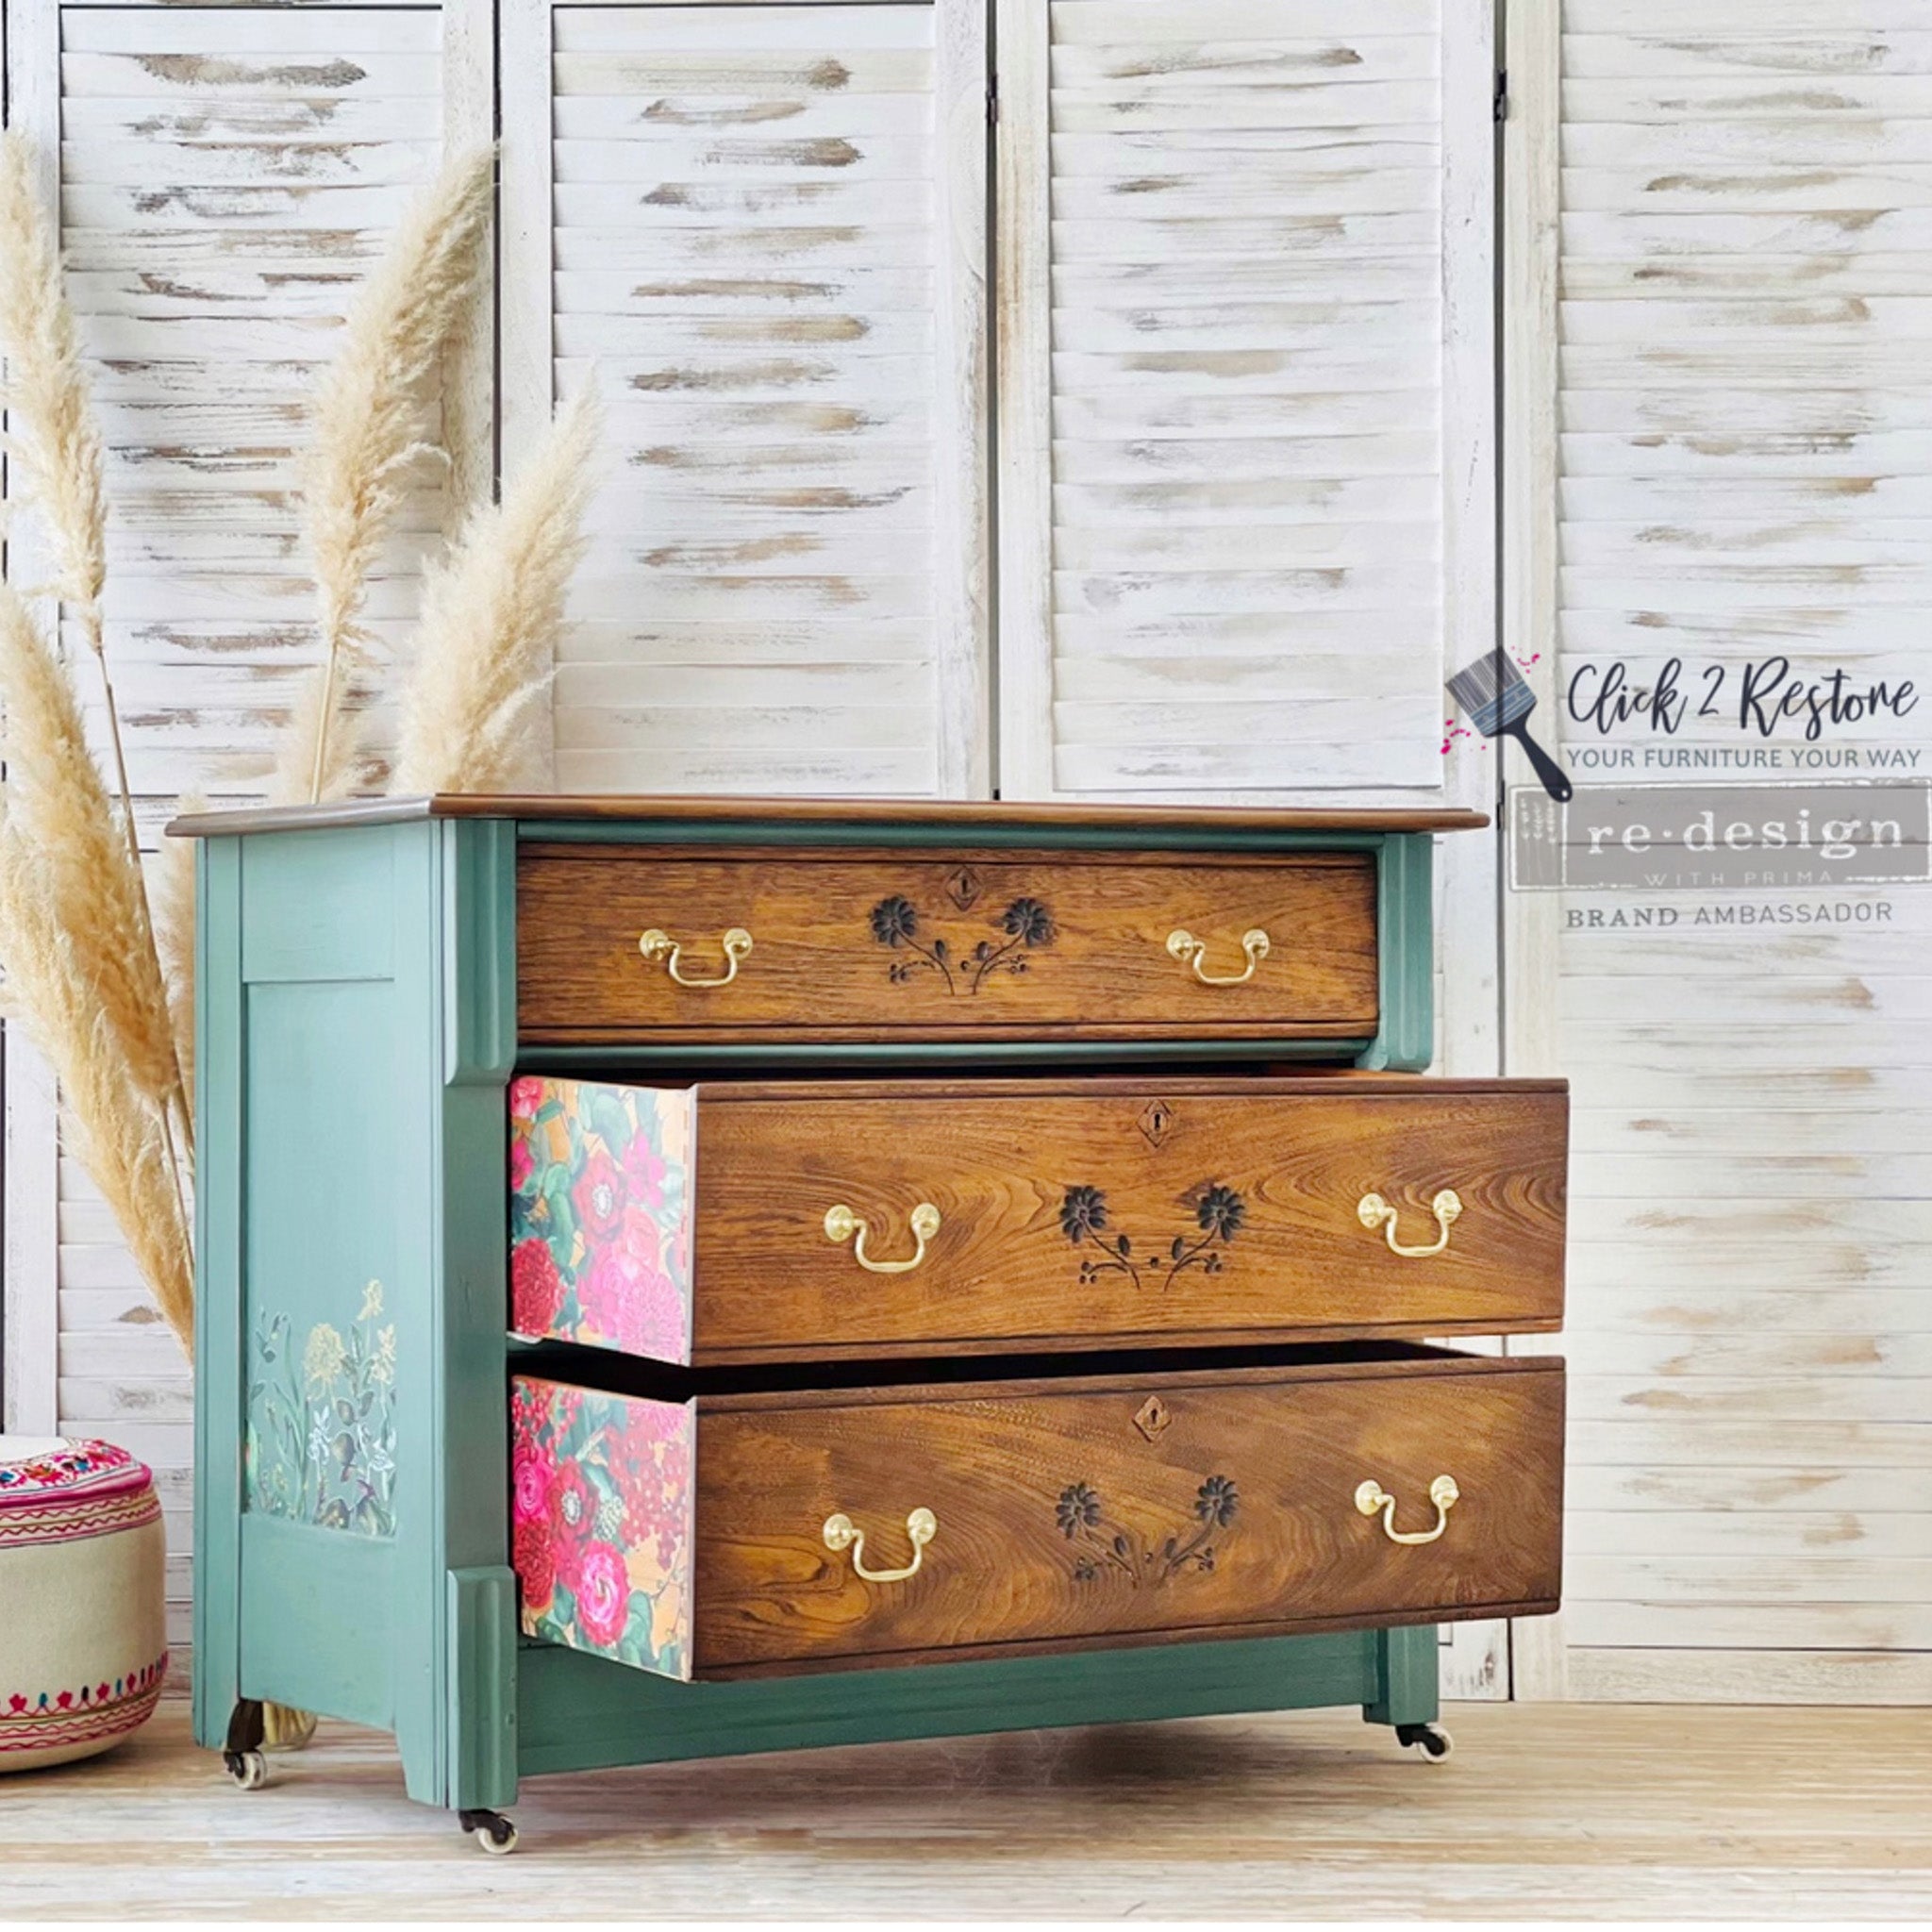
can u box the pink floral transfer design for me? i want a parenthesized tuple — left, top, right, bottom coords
(510, 1376, 693, 1679)
(508, 1077, 694, 1362)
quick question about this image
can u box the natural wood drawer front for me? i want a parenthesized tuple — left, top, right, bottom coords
(514, 846, 1379, 1043)
(510, 1353, 1564, 1680)
(508, 1075, 1568, 1363)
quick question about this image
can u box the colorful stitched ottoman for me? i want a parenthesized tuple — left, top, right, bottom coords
(0, 1437, 168, 1772)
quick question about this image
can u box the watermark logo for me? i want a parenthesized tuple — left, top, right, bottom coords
(1510, 781, 1931, 891)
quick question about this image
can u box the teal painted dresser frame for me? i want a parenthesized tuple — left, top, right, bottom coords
(187, 802, 1461, 1822)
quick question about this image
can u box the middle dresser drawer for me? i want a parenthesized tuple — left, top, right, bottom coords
(508, 1074, 1568, 1362)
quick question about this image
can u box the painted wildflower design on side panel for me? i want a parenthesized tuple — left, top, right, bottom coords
(245, 1278, 398, 1537)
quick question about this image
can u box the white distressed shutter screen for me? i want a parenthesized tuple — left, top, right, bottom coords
(515, 1, 988, 795)
(1506, 0, 1932, 1701)
(4, 0, 480, 1665)
(55, 5, 459, 807)
(997, 0, 1491, 802)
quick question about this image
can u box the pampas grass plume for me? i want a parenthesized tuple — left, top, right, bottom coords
(0, 580, 181, 1121)
(0, 131, 191, 1169)
(286, 146, 494, 804)
(0, 819, 192, 1349)
(393, 387, 601, 795)
(158, 792, 203, 1120)
(0, 133, 107, 642)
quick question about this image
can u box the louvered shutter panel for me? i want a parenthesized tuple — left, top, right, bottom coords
(520, 1, 989, 795)
(1506, 0, 1932, 1702)
(997, 0, 1491, 801)
(56, 5, 460, 806)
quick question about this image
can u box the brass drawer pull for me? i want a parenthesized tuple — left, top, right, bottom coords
(824, 1201, 941, 1274)
(1356, 1474, 1459, 1546)
(1357, 1188, 1462, 1257)
(824, 1506, 938, 1583)
(1167, 926, 1270, 986)
(638, 925, 753, 988)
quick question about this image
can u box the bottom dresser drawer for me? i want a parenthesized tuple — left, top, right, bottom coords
(509, 1348, 1564, 1681)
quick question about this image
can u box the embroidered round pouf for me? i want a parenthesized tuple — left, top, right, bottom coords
(0, 1436, 168, 1772)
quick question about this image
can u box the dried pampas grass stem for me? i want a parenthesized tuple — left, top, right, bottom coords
(0, 581, 187, 1174)
(0, 133, 192, 1185)
(158, 794, 203, 1121)
(0, 818, 192, 1350)
(0, 135, 106, 648)
(394, 388, 601, 796)
(289, 146, 494, 805)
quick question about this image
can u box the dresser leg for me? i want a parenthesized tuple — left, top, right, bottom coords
(444, 1566, 521, 1813)
(1362, 1624, 1439, 1731)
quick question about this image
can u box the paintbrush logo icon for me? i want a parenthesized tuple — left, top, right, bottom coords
(1445, 651, 1572, 802)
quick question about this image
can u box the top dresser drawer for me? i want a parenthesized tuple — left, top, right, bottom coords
(515, 845, 1379, 1046)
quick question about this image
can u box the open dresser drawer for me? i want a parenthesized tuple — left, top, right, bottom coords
(508, 1074, 1569, 1360)
(510, 1347, 1565, 1681)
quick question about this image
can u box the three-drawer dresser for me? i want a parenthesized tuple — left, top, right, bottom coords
(177, 795, 1567, 1852)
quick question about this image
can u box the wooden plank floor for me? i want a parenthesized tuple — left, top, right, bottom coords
(5, 1702, 1931, 1919)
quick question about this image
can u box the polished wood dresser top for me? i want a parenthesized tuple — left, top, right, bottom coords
(172, 792, 1492, 837)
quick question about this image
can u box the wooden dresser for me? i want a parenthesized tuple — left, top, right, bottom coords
(178, 796, 1566, 1852)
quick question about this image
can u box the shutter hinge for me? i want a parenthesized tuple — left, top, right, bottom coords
(1493, 68, 1508, 124)
(986, 71, 1000, 125)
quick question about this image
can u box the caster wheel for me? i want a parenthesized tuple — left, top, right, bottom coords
(224, 1748, 270, 1790)
(460, 1808, 519, 1855)
(1395, 1723, 1453, 1763)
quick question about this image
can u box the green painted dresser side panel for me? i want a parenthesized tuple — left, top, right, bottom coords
(192, 824, 451, 1786)
(192, 836, 243, 1749)
(234, 830, 413, 1750)
(515, 1629, 1392, 1779)
(237, 827, 397, 985)
(238, 1518, 395, 1724)
(240, 974, 404, 1533)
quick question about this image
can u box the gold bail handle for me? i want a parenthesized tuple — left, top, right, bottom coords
(823, 1507, 939, 1583)
(1357, 1189, 1462, 1258)
(638, 925, 754, 988)
(1356, 1474, 1460, 1545)
(1167, 926, 1271, 986)
(824, 1201, 941, 1274)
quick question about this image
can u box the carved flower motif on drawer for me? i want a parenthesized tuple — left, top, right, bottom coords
(868, 892, 1057, 993)
(1057, 1475, 1240, 1587)
(1059, 1182, 1246, 1291)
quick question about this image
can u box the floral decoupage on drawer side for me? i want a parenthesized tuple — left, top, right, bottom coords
(511, 1376, 695, 1680)
(508, 1076, 695, 1362)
